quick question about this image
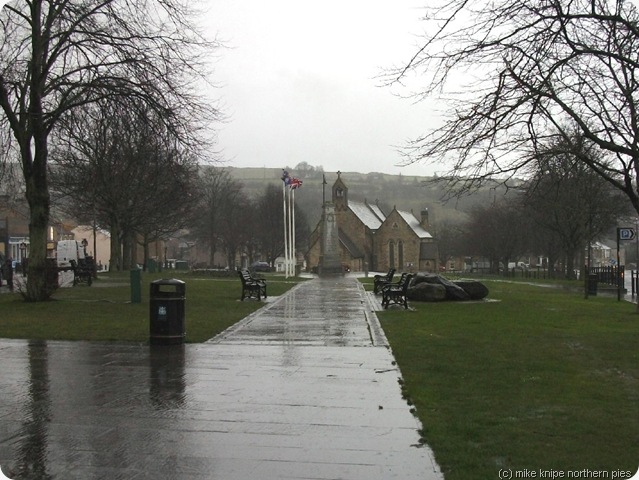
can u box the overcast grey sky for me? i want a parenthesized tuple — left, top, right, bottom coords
(201, 1, 440, 176)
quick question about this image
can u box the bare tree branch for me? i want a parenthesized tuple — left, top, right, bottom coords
(0, 0, 221, 300)
(387, 0, 639, 213)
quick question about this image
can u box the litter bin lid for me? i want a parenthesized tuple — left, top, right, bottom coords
(151, 278, 185, 286)
(150, 278, 186, 296)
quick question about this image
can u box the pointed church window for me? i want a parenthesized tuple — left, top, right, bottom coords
(389, 240, 395, 269)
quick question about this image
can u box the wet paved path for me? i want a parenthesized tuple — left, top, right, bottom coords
(0, 276, 442, 480)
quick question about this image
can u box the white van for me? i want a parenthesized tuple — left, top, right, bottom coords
(56, 240, 85, 269)
(507, 261, 529, 270)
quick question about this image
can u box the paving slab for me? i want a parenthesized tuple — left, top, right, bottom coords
(0, 276, 442, 480)
(210, 277, 387, 347)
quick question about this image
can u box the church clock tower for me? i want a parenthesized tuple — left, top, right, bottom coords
(332, 171, 348, 211)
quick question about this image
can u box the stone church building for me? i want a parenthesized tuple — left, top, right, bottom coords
(306, 173, 439, 273)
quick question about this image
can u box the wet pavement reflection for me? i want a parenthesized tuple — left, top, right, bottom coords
(0, 277, 442, 479)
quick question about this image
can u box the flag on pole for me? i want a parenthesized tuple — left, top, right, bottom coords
(289, 177, 303, 189)
(282, 169, 302, 189)
(280, 168, 302, 277)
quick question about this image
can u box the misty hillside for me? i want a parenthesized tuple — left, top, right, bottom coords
(227, 167, 495, 232)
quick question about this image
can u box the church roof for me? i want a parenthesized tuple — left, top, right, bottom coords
(368, 203, 385, 222)
(349, 201, 385, 230)
(397, 210, 432, 239)
(339, 230, 364, 258)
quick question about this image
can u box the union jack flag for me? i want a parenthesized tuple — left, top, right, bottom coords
(289, 177, 303, 189)
(281, 169, 302, 189)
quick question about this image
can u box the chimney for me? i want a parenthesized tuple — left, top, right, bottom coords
(420, 208, 429, 229)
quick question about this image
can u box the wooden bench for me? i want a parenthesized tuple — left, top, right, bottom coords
(373, 268, 396, 294)
(69, 258, 93, 286)
(238, 269, 267, 301)
(381, 273, 414, 309)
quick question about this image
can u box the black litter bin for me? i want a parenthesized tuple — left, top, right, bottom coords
(150, 279, 186, 345)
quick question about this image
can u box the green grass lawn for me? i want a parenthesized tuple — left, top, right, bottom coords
(3, 273, 637, 478)
(0, 271, 301, 343)
(378, 280, 639, 480)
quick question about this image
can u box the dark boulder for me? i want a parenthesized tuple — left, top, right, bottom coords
(409, 274, 471, 301)
(405, 274, 489, 302)
(406, 281, 447, 302)
(453, 280, 489, 300)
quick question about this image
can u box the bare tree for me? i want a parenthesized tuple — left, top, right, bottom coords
(434, 219, 467, 271)
(218, 186, 250, 269)
(52, 99, 199, 271)
(522, 133, 632, 277)
(191, 167, 242, 267)
(463, 196, 530, 274)
(388, 0, 639, 212)
(0, 0, 219, 300)
(255, 184, 285, 266)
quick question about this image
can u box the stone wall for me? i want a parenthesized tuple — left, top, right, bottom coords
(374, 210, 421, 272)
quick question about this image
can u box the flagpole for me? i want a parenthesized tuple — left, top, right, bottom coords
(292, 187, 296, 277)
(288, 185, 294, 277)
(281, 169, 302, 278)
(283, 180, 289, 278)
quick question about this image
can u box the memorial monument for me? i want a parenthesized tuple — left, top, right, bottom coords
(318, 201, 343, 276)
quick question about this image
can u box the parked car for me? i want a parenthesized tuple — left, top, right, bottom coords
(506, 262, 529, 270)
(251, 261, 271, 272)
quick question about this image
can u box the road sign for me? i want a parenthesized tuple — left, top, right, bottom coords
(618, 227, 636, 241)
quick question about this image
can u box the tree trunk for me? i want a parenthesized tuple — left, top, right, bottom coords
(122, 232, 132, 270)
(209, 233, 216, 266)
(490, 257, 499, 275)
(109, 220, 122, 271)
(565, 249, 578, 280)
(24, 181, 51, 301)
(22, 0, 52, 301)
(129, 231, 138, 269)
(547, 253, 557, 279)
(143, 234, 149, 271)
(227, 249, 236, 270)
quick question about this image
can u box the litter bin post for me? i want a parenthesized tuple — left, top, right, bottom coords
(130, 269, 142, 304)
(150, 279, 186, 345)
